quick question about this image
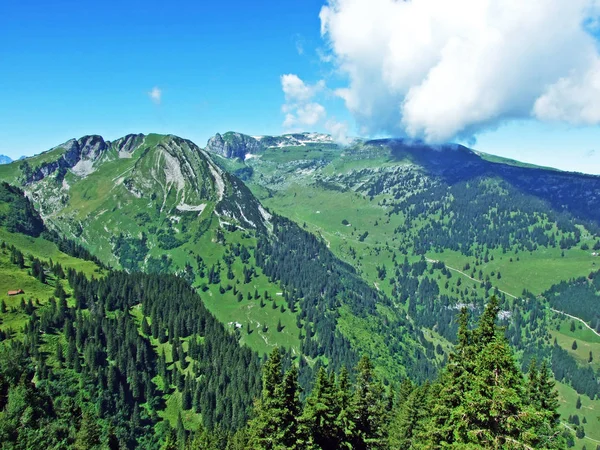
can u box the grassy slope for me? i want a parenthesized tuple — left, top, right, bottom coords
(0, 227, 234, 432)
(0, 229, 102, 332)
(556, 381, 600, 448)
(189, 225, 301, 356)
(3, 136, 301, 358)
(234, 143, 600, 435)
(242, 144, 598, 310)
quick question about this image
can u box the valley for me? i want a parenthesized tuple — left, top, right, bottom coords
(0, 132, 599, 448)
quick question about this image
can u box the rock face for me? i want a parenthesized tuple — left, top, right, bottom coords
(24, 134, 146, 184)
(205, 132, 262, 159)
(26, 135, 108, 183)
(112, 134, 145, 157)
(13, 133, 270, 236)
(0, 155, 12, 165)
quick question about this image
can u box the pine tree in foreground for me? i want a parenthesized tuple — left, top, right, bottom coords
(415, 296, 565, 449)
(232, 296, 564, 450)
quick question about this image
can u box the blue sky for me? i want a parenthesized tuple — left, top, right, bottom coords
(1, 0, 600, 174)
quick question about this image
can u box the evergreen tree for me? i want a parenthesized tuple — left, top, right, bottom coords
(74, 411, 102, 450)
(350, 356, 388, 450)
(279, 365, 302, 449)
(301, 367, 344, 449)
(389, 382, 430, 449)
(247, 348, 285, 449)
(426, 297, 563, 449)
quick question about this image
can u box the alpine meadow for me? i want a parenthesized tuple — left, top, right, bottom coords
(2, 0, 600, 449)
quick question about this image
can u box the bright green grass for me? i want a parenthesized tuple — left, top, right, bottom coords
(259, 146, 339, 164)
(476, 151, 559, 171)
(336, 305, 409, 381)
(549, 317, 600, 372)
(124, 219, 302, 357)
(320, 155, 399, 176)
(556, 381, 600, 448)
(0, 161, 22, 184)
(201, 284, 300, 357)
(551, 329, 600, 372)
(552, 317, 600, 344)
(0, 229, 101, 277)
(258, 183, 403, 293)
(428, 246, 598, 297)
(159, 391, 203, 431)
(0, 250, 61, 332)
(249, 146, 596, 306)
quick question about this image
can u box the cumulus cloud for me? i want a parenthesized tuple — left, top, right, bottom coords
(283, 103, 327, 128)
(281, 74, 324, 103)
(281, 74, 328, 129)
(534, 59, 600, 124)
(325, 119, 351, 145)
(148, 86, 162, 104)
(319, 0, 600, 143)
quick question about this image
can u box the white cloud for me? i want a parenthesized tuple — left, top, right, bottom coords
(319, 0, 600, 143)
(148, 86, 162, 104)
(281, 74, 327, 130)
(283, 103, 327, 128)
(325, 119, 351, 145)
(533, 58, 600, 124)
(281, 74, 324, 103)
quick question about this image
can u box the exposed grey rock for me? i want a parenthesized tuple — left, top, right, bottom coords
(112, 133, 145, 157)
(27, 135, 109, 183)
(206, 132, 262, 159)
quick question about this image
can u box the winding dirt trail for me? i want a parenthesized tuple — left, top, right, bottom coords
(425, 258, 517, 299)
(550, 308, 600, 338)
(425, 258, 600, 339)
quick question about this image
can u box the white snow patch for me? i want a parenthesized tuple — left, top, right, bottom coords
(316, 210, 321, 214)
(244, 153, 260, 160)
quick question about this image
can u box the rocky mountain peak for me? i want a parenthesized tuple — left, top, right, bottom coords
(111, 133, 145, 157)
(206, 132, 262, 159)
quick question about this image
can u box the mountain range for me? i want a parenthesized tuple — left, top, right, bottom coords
(0, 131, 599, 448)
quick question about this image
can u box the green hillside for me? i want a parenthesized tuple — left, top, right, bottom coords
(209, 132, 600, 448)
(3, 132, 600, 448)
(0, 135, 436, 385)
(0, 185, 265, 447)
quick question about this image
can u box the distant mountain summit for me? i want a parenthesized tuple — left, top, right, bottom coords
(206, 131, 336, 160)
(206, 132, 262, 159)
(0, 133, 271, 267)
(0, 155, 12, 165)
